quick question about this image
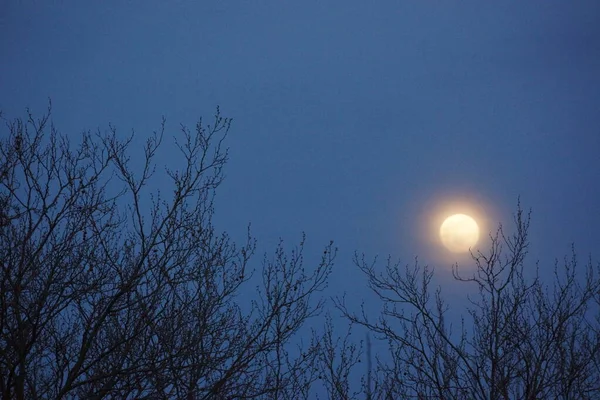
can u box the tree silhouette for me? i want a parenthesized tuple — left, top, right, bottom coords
(336, 206, 600, 399)
(0, 104, 335, 399)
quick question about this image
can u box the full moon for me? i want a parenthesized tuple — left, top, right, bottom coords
(439, 214, 480, 253)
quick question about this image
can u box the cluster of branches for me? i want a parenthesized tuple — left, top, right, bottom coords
(336, 207, 600, 399)
(0, 105, 336, 399)
(2, 105, 599, 400)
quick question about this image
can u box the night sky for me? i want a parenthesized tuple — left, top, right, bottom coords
(2, 0, 600, 393)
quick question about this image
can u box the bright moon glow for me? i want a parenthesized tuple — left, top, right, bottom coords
(439, 214, 480, 253)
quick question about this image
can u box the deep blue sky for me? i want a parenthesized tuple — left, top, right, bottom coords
(2, 0, 600, 382)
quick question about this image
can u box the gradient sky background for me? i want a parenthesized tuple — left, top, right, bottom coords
(2, 0, 600, 392)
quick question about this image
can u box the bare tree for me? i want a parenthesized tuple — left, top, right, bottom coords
(336, 205, 600, 399)
(0, 104, 336, 399)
